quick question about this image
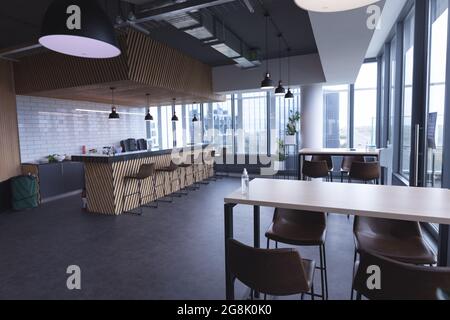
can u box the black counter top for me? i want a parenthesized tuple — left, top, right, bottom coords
(71, 145, 208, 164)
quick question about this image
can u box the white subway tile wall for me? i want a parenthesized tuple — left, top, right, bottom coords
(16, 96, 147, 163)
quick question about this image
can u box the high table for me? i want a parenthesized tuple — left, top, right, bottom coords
(224, 178, 450, 300)
(298, 148, 381, 180)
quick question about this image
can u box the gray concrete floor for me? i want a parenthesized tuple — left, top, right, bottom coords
(0, 178, 355, 300)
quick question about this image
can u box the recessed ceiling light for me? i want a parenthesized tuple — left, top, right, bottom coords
(294, 0, 381, 12)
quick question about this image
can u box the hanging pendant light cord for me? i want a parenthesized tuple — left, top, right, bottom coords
(278, 34, 282, 80)
(287, 48, 291, 88)
(265, 13, 268, 72)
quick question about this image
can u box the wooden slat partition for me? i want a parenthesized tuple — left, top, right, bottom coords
(13, 29, 222, 106)
(0, 60, 21, 182)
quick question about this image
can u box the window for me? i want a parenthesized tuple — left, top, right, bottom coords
(389, 36, 397, 145)
(235, 91, 268, 155)
(426, 0, 448, 188)
(160, 105, 174, 149)
(203, 95, 233, 151)
(400, 10, 415, 179)
(184, 103, 202, 145)
(271, 88, 301, 154)
(323, 85, 350, 148)
(354, 62, 378, 149)
(146, 110, 159, 149)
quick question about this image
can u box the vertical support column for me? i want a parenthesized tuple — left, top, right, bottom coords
(300, 84, 324, 149)
(224, 203, 235, 300)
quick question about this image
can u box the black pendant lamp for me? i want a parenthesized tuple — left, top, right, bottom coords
(171, 98, 179, 122)
(39, 0, 121, 58)
(260, 12, 274, 90)
(145, 94, 153, 121)
(285, 48, 294, 99)
(108, 87, 119, 120)
(275, 34, 286, 96)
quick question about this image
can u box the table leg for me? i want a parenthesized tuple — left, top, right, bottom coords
(253, 205, 261, 299)
(224, 203, 236, 300)
(438, 224, 449, 266)
(298, 155, 304, 180)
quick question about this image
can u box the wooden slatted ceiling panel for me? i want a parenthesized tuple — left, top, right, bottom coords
(13, 29, 219, 105)
(127, 29, 213, 95)
(0, 61, 21, 182)
(13, 35, 129, 95)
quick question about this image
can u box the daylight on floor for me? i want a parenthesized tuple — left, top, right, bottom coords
(1, 0, 450, 307)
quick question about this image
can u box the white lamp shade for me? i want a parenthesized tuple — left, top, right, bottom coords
(294, 0, 381, 12)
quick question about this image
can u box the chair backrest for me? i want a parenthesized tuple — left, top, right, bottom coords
(302, 160, 329, 179)
(341, 156, 365, 172)
(311, 155, 333, 171)
(348, 161, 380, 181)
(227, 239, 310, 296)
(273, 208, 326, 227)
(136, 163, 156, 179)
(127, 138, 138, 152)
(353, 216, 423, 239)
(354, 250, 450, 300)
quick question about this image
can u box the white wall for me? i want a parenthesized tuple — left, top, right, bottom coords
(212, 53, 325, 93)
(16, 96, 147, 163)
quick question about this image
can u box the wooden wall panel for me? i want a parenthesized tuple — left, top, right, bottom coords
(0, 60, 21, 182)
(13, 29, 222, 106)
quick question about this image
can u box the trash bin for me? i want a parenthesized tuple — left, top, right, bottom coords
(11, 175, 38, 211)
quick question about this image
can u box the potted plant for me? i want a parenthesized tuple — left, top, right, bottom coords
(285, 110, 300, 145)
(274, 139, 286, 171)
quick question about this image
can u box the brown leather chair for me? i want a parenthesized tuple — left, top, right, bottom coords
(228, 239, 316, 300)
(353, 250, 450, 300)
(312, 155, 334, 181)
(156, 161, 181, 203)
(340, 156, 365, 182)
(348, 161, 380, 184)
(265, 208, 328, 299)
(123, 163, 157, 215)
(351, 216, 436, 299)
(302, 160, 330, 180)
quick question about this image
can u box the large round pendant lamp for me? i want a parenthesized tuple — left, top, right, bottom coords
(39, 0, 121, 58)
(294, 0, 381, 12)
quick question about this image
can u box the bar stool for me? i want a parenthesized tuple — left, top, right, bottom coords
(353, 250, 447, 300)
(340, 156, 365, 182)
(204, 149, 216, 181)
(350, 216, 436, 299)
(193, 150, 209, 185)
(265, 208, 328, 300)
(156, 161, 181, 203)
(178, 153, 197, 191)
(348, 161, 380, 184)
(122, 163, 157, 215)
(228, 239, 316, 300)
(312, 155, 334, 181)
(302, 160, 330, 181)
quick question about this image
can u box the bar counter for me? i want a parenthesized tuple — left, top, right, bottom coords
(72, 146, 213, 215)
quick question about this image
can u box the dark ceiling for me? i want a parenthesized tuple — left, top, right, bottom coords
(0, 0, 317, 66)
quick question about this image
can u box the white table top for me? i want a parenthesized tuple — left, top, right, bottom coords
(225, 179, 450, 225)
(299, 148, 381, 157)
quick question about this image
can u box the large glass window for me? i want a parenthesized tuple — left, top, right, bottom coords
(235, 91, 268, 155)
(354, 62, 378, 149)
(426, 0, 448, 188)
(400, 10, 415, 179)
(323, 85, 350, 148)
(160, 105, 174, 149)
(203, 95, 233, 151)
(184, 103, 202, 145)
(147, 110, 160, 149)
(389, 36, 397, 145)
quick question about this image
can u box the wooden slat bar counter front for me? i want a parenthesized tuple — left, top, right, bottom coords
(223, 178, 450, 300)
(72, 146, 212, 215)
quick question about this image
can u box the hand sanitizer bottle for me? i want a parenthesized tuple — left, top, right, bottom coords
(241, 168, 249, 195)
